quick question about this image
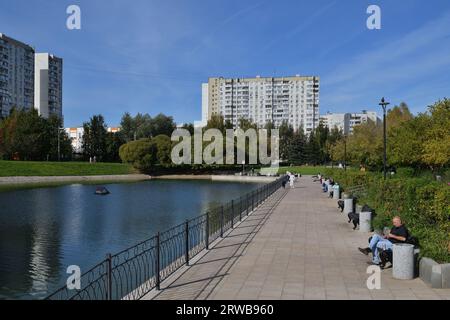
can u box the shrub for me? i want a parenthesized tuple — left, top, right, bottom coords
(325, 168, 450, 263)
(119, 139, 156, 171)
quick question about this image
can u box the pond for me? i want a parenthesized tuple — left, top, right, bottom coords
(0, 179, 263, 300)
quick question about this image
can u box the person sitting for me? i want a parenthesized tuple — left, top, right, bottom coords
(337, 199, 344, 212)
(322, 180, 329, 193)
(358, 216, 409, 266)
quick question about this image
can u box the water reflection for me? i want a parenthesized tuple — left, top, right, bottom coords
(0, 180, 261, 300)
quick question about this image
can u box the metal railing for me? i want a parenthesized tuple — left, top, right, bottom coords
(46, 176, 285, 300)
(344, 184, 367, 198)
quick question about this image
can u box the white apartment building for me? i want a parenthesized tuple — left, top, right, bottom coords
(320, 113, 351, 135)
(348, 111, 380, 134)
(35, 53, 63, 119)
(0, 33, 35, 118)
(65, 127, 84, 154)
(320, 110, 381, 135)
(201, 75, 320, 134)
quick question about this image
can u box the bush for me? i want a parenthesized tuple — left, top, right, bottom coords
(325, 168, 450, 263)
(119, 139, 156, 171)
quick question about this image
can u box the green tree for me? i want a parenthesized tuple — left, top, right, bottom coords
(421, 99, 450, 171)
(119, 112, 136, 142)
(387, 102, 414, 130)
(44, 114, 72, 161)
(119, 138, 156, 171)
(82, 115, 108, 161)
(287, 130, 306, 165)
(304, 131, 321, 165)
(279, 121, 294, 161)
(105, 132, 126, 162)
(152, 134, 173, 166)
(388, 114, 428, 168)
(150, 113, 176, 137)
(180, 123, 194, 135)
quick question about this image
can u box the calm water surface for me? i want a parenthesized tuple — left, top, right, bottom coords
(0, 180, 262, 300)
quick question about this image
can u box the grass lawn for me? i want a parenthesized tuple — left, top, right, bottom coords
(0, 161, 135, 177)
(277, 166, 331, 175)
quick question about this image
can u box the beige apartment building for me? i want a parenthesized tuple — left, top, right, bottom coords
(201, 75, 320, 134)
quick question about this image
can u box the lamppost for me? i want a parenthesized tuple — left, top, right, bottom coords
(344, 134, 347, 172)
(379, 97, 390, 180)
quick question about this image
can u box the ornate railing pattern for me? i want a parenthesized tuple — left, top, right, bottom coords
(46, 176, 285, 300)
(345, 184, 367, 198)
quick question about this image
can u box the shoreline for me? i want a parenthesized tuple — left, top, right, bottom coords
(0, 174, 277, 190)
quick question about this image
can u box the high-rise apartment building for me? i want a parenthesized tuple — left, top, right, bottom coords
(35, 53, 63, 119)
(0, 33, 35, 118)
(201, 75, 320, 134)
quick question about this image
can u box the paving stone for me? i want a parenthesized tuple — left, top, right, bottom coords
(141, 178, 450, 300)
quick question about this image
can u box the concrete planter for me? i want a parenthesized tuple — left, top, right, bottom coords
(393, 244, 415, 280)
(333, 185, 340, 200)
(419, 257, 450, 288)
(344, 198, 354, 214)
(359, 211, 372, 233)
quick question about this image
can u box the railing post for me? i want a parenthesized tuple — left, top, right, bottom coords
(239, 198, 242, 221)
(156, 233, 161, 290)
(246, 193, 249, 216)
(231, 200, 234, 229)
(220, 205, 224, 238)
(185, 220, 189, 266)
(252, 191, 254, 211)
(206, 212, 210, 250)
(106, 253, 112, 300)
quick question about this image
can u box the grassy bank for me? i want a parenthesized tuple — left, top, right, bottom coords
(0, 161, 135, 177)
(278, 166, 330, 175)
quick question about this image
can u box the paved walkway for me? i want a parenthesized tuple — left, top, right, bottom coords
(143, 177, 450, 300)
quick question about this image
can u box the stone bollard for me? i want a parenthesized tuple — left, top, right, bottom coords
(344, 198, 354, 214)
(333, 185, 340, 200)
(393, 243, 415, 280)
(359, 211, 372, 232)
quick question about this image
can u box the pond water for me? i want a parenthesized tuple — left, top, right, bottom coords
(0, 179, 262, 300)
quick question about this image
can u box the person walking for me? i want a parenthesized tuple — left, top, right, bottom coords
(289, 174, 295, 189)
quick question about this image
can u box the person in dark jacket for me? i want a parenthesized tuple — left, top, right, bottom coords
(358, 216, 409, 265)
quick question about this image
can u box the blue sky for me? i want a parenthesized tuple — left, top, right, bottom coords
(1, 0, 450, 127)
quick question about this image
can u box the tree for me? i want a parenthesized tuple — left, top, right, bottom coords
(238, 118, 257, 131)
(304, 131, 321, 165)
(180, 123, 194, 135)
(279, 121, 294, 161)
(388, 114, 427, 168)
(44, 114, 72, 161)
(119, 112, 136, 142)
(347, 120, 383, 168)
(312, 122, 330, 164)
(287, 130, 306, 165)
(119, 138, 156, 171)
(421, 99, 450, 171)
(387, 102, 414, 130)
(206, 114, 227, 133)
(105, 132, 126, 162)
(150, 113, 176, 137)
(82, 115, 108, 161)
(152, 134, 173, 166)
(0, 109, 72, 161)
